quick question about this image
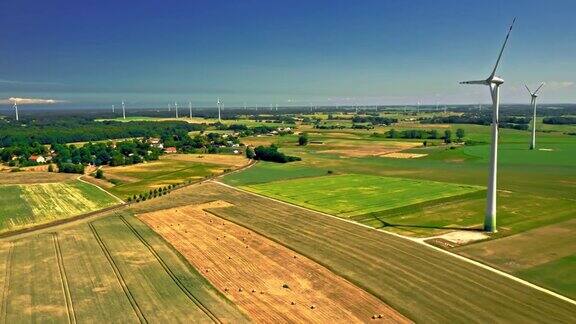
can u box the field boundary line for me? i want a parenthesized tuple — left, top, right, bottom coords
(88, 222, 148, 323)
(0, 203, 127, 241)
(212, 180, 576, 307)
(0, 243, 13, 324)
(52, 233, 77, 324)
(77, 175, 124, 203)
(118, 216, 221, 324)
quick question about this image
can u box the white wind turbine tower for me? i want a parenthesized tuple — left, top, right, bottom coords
(460, 18, 516, 233)
(217, 98, 222, 121)
(525, 82, 545, 150)
(112, 104, 115, 113)
(122, 100, 126, 119)
(13, 101, 19, 121)
(189, 101, 193, 119)
(174, 101, 179, 118)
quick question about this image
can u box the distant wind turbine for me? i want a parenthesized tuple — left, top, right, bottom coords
(460, 18, 516, 233)
(13, 101, 18, 121)
(112, 104, 115, 113)
(189, 101, 193, 118)
(217, 98, 222, 121)
(122, 100, 126, 119)
(175, 101, 179, 118)
(525, 82, 545, 150)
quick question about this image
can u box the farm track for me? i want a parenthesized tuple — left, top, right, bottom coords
(88, 222, 147, 323)
(52, 233, 76, 324)
(0, 243, 13, 324)
(118, 216, 221, 324)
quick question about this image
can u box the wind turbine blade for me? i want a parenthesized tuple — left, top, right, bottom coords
(489, 18, 516, 79)
(524, 84, 533, 95)
(460, 80, 488, 85)
(534, 82, 545, 95)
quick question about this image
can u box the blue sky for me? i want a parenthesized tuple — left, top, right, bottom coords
(0, 0, 575, 108)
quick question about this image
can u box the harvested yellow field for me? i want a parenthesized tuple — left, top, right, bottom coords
(162, 153, 249, 167)
(321, 141, 420, 157)
(0, 172, 77, 185)
(382, 152, 428, 159)
(140, 202, 409, 323)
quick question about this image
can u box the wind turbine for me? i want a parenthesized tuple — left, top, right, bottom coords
(189, 101, 193, 119)
(460, 18, 516, 233)
(122, 100, 126, 119)
(217, 98, 222, 121)
(175, 101, 179, 118)
(525, 82, 545, 150)
(112, 104, 115, 113)
(13, 101, 19, 121)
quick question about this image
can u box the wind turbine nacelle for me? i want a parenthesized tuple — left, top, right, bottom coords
(490, 76, 504, 85)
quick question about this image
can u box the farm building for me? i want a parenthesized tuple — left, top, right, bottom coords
(164, 147, 177, 154)
(28, 155, 46, 163)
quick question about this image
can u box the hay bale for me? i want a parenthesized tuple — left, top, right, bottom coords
(291, 302, 295, 305)
(282, 283, 289, 289)
(377, 314, 383, 319)
(310, 305, 316, 310)
(238, 288, 243, 292)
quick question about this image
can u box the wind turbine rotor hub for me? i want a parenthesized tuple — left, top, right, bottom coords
(490, 76, 504, 85)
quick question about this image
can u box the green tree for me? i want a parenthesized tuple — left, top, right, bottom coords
(245, 146, 256, 159)
(444, 130, 452, 144)
(47, 164, 54, 172)
(95, 168, 104, 179)
(456, 128, 465, 142)
(298, 133, 309, 146)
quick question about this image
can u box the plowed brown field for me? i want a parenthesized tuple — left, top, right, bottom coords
(139, 202, 409, 323)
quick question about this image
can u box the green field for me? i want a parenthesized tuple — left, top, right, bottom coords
(0, 180, 118, 233)
(103, 157, 230, 198)
(243, 174, 483, 218)
(127, 182, 576, 322)
(0, 214, 247, 322)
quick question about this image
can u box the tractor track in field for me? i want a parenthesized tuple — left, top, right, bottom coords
(88, 222, 147, 324)
(0, 243, 13, 324)
(52, 233, 77, 324)
(118, 216, 221, 324)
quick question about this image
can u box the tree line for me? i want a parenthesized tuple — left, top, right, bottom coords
(0, 118, 205, 146)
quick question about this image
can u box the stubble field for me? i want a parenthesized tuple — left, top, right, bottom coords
(139, 202, 408, 323)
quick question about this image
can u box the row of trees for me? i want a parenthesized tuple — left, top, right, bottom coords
(245, 145, 301, 163)
(0, 118, 204, 146)
(385, 128, 465, 142)
(351, 116, 398, 125)
(51, 140, 162, 167)
(543, 116, 576, 125)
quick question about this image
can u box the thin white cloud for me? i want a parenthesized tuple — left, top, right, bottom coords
(0, 79, 64, 85)
(546, 81, 574, 89)
(0, 97, 66, 105)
